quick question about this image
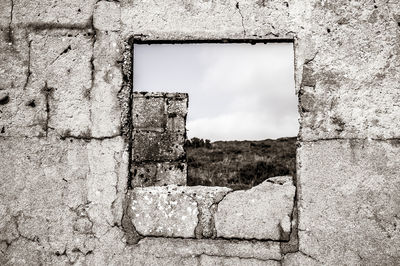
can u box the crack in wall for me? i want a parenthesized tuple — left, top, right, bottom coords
(235, 2, 247, 37)
(7, 0, 14, 45)
(88, 17, 96, 129)
(120, 37, 135, 190)
(23, 40, 32, 91)
(41, 82, 53, 137)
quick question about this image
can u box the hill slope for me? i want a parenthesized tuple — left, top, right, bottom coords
(186, 137, 297, 190)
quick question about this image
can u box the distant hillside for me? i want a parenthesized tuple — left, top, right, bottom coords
(185, 137, 297, 190)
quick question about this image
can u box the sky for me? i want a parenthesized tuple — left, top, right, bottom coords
(133, 43, 298, 141)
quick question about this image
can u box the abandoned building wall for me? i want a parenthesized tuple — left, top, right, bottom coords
(1, 0, 399, 265)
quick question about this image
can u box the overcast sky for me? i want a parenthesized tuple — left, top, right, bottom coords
(133, 43, 298, 141)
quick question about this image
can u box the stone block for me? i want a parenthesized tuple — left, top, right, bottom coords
(0, 136, 128, 261)
(167, 115, 186, 133)
(93, 1, 121, 32)
(128, 186, 199, 238)
(199, 255, 280, 266)
(167, 97, 188, 117)
(215, 176, 295, 241)
(132, 92, 188, 133)
(0, 0, 11, 28)
(120, 0, 260, 39)
(12, 0, 96, 27)
(132, 131, 185, 162)
(127, 185, 231, 238)
(298, 140, 400, 265)
(131, 162, 187, 187)
(297, 1, 400, 141)
(91, 31, 123, 137)
(0, 28, 47, 137)
(132, 96, 167, 131)
(134, 237, 282, 261)
(29, 30, 93, 137)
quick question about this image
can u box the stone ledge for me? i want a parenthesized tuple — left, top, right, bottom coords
(135, 237, 282, 261)
(127, 176, 295, 241)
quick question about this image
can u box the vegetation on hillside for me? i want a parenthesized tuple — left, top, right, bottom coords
(185, 137, 297, 190)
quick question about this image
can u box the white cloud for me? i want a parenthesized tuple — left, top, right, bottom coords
(133, 43, 298, 141)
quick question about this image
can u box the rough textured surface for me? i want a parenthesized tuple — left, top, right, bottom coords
(199, 255, 280, 266)
(128, 186, 199, 238)
(135, 237, 282, 261)
(0, 136, 129, 264)
(131, 92, 188, 187)
(0, 28, 38, 137)
(298, 140, 400, 265)
(282, 252, 319, 266)
(12, 0, 96, 27)
(131, 162, 187, 187)
(2, 0, 400, 264)
(121, 0, 400, 140)
(128, 185, 231, 238)
(91, 30, 123, 138)
(93, 1, 121, 32)
(29, 30, 93, 137)
(298, 1, 400, 141)
(215, 176, 295, 240)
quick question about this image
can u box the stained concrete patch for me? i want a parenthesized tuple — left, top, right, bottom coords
(215, 176, 295, 241)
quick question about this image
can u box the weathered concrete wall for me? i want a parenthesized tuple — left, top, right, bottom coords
(1, 0, 400, 265)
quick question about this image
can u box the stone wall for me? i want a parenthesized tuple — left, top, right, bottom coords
(1, 0, 400, 265)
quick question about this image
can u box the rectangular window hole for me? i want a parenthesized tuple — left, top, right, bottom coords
(132, 41, 298, 190)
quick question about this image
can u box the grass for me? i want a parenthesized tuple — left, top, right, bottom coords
(185, 137, 297, 190)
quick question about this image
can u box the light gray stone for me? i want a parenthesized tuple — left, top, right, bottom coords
(93, 1, 121, 32)
(0, 136, 129, 264)
(12, 0, 96, 27)
(282, 252, 319, 266)
(29, 30, 93, 137)
(0, 28, 46, 137)
(129, 186, 199, 238)
(215, 176, 295, 240)
(298, 140, 400, 265)
(297, 1, 400, 140)
(135, 237, 282, 261)
(128, 185, 232, 238)
(91, 31, 123, 138)
(0, 0, 11, 28)
(199, 255, 280, 266)
(120, 0, 299, 40)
